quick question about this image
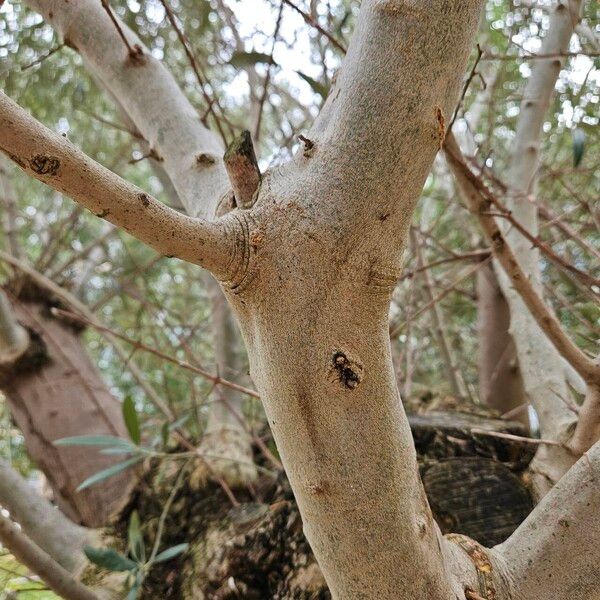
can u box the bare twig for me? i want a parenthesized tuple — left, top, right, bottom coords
(253, 2, 284, 142)
(158, 0, 233, 143)
(50, 306, 260, 399)
(444, 132, 600, 385)
(390, 256, 491, 338)
(21, 43, 65, 71)
(100, 0, 144, 61)
(282, 0, 347, 53)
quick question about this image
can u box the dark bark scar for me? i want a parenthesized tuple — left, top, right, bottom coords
(331, 351, 363, 390)
(30, 154, 60, 176)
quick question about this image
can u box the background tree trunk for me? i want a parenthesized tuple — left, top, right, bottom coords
(476, 261, 527, 425)
(0, 287, 132, 526)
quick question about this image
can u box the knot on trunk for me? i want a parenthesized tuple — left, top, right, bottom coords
(30, 154, 60, 176)
(331, 351, 363, 390)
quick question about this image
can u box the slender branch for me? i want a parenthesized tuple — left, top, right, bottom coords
(537, 202, 600, 262)
(20, 43, 65, 71)
(0, 92, 237, 280)
(0, 513, 100, 600)
(470, 428, 569, 449)
(253, 2, 284, 142)
(100, 0, 143, 61)
(411, 228, 467, 399)
(484, 192, 599, 291)
(282, 0, 347, 53)
(390, 256, 491, 338)
(444, 133, 599, 385)
(399, 250, 490, 282)
(50, 306, 260, 399)
(157, 0, 233, 143)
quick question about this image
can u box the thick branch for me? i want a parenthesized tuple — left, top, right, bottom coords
(0, 513, 99, 600)
(292, 0, 483, 234)
(222, 2, 487, 597)
(0, 92, 238, 280)
(497, 440, 600, 600)
(0, 459, 92, 572)
(24, 0, 229, 218)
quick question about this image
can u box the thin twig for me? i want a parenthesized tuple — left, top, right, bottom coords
(390, 256, 492, 338)
(100, 0, 144, 61)
(450, 44, 483, 130)
(470, 427, 573, 450)
(282, 0, 347, 53)
(21, 44, 65, 71)
(253, 2, 284, 142)
(50, 307, 260, 399)
(158, 0, 233, 143)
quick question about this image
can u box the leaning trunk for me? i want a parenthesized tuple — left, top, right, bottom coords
(0, 284, 132, 526)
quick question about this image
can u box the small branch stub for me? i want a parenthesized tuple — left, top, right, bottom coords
(223, 130, 261, 209)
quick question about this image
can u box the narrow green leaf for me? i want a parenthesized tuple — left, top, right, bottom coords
(128, 511, 145, 563)
(77, 456, 142, 491)
(122, 396, 141, 445)
(126, 583, 141, 600)
(153, 543, 189, 564)
(55, 435, 133, 447)
(295, 71, 330, 99)
(572, 128, 585, 167)
(84, 547, 137, 572)
(99, 447, 136, 455)
(229, 51, 275, 68)
(161, 422, 170, 449)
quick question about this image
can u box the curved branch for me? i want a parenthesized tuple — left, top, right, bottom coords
(291, 0, 483, 233)
(0, 513, 99, 600)
(0, 459, 92, 572)
(0, 92, 239, 280)
(24, 0, 229, 219)
(444, 133, 599, 385)
(497, 440, 600, 600)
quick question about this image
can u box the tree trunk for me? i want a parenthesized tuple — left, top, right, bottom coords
(476, 261, 527, 425)
(0, 284, 132, 526)
(7, 0, 600, 598)
(494, 0, 584, 495)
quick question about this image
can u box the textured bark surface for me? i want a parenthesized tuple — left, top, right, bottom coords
(3, 0, 486, 595)
(9, 1, 599, 598)
(0, 288, 132, 526)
